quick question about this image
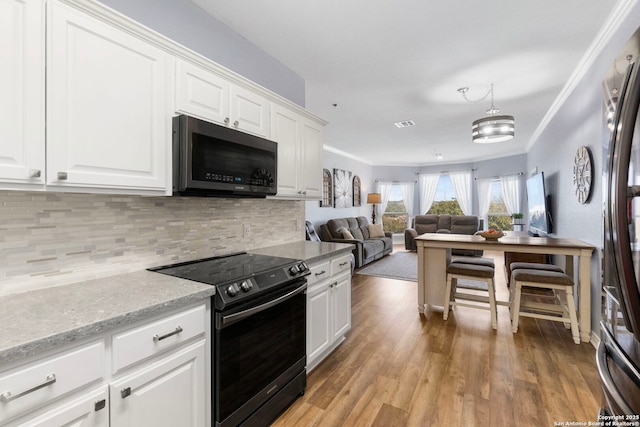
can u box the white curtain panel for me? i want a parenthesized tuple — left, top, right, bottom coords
(501, 174, 522, 215)
(398, 181, 415, 226)
(419, 173, 440, 214)
(476, 178, 492, 227)
(377, 182, 393, 225)
(449, 170, 473, 215)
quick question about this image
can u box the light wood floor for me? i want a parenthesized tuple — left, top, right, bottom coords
(273, 249, 602, 426)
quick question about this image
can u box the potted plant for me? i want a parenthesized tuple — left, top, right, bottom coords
(511, 213, 525, 225)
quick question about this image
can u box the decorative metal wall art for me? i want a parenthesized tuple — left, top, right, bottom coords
(321, 169, 333, 207)
(333, 168, 353, 208)
(352, 175, 361, 207)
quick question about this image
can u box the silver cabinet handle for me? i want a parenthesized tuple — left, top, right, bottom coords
(233, 120, 239, 127)
(29, 169, 41, 178)
(315, 270, 326, 276)
(0, 374, 56, 403)
(153, 326, 183, 342)
(224, 117, 230, 124)
(121, 387, 131, 399)
(57, 172, 68, 180)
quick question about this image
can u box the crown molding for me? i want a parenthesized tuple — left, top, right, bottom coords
(527, 0, 639, 151)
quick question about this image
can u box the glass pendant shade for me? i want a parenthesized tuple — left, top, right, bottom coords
(471, 114, 515, 143)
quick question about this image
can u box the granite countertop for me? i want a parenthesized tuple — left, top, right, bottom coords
(0, 241, 352, 367)
(250, 241, 354, 264)
(0, 270, 216, 365)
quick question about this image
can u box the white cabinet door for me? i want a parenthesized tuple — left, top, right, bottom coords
(175, 59, 269, 137)
(175, 59, 230, 125)
(0, 0, 45, 187)
(109, 341, 205, 427)
(47, 0, 168, 193)
(271, 104, 300, 197)
(306, 282, 331, 366)
(229, 85, 269, 137)
(300, 119, 323, 199)
(6, 387, 109, 427)
(332, 272, 352, 341)
(270, 103, 324, 199)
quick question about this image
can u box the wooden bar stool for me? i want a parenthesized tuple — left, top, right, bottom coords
(443, 262, 497, 329)
(510, 268, 580, 344)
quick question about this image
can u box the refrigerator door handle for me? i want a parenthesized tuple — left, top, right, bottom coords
(596, 339, 634, 415)
(610, 59, 640, 337)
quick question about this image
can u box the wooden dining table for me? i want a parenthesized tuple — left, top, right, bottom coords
(415, 232, 596, 342)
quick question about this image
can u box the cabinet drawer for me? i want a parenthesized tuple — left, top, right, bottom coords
(0, 341, 104, 424)
(306, 261, 330, 286)
(111, 304, 206, 374)
(331, 255, 352, 276)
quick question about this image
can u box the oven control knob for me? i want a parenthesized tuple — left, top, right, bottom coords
(289, 265, 300, 275)
(297, 263, 307, 272)
(240, 280, 253, 292)
(226, 284, 239, 297)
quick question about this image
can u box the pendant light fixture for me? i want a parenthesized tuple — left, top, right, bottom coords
(458, 84, 515, 144)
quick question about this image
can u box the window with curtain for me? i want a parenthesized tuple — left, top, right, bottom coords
(380, 182, 414, 233)
(488, 179, 513, 231)
(427, 175, 463, 215)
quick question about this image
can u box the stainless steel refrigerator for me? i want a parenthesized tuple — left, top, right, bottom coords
(601, 26, 640, 417)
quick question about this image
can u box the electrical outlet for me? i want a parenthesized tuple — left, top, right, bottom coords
(243, 224, 251, 238)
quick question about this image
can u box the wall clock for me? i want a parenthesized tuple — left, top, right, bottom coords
(573, 146, 592, 204)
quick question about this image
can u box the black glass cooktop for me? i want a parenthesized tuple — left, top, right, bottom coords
(149, 252, 299, 286)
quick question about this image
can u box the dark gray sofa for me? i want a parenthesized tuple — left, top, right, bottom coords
(318, 216, 393, 268)
(404, 214, 482, 256)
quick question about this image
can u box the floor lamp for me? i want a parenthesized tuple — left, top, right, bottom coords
(367, 193, 381, 224)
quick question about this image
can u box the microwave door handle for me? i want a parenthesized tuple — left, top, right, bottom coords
(217, 282, 307, 329)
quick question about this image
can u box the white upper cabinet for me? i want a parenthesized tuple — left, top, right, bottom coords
(300, 118, 323, 199)
(46, 0, 169, 194)
(271, 103, 323, 199)
(0, 0, 45, 188)
(175, 59, 269, 137)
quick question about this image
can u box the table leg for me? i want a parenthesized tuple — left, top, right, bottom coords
(578, 251, 591, 342)
(417, 245, 425, 313)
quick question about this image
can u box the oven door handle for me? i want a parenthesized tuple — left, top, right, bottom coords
(218, 282, 307, 328)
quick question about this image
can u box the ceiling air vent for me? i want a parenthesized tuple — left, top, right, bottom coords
(394, 120, 415, 128)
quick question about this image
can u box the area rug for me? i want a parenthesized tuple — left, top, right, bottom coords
(355, 251, 488, 290)
(356, 251, 418, 281)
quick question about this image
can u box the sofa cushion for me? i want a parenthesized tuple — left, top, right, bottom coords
(362, 239, 384, 259)
(450, 215, 480, 235)
(341, 228, 355, 239)
(437, 214, 452, 230)
(368, 223, 385, 238)
(414, 214, 440, 234)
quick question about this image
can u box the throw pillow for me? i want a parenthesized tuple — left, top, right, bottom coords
(341, 228, 355, 239)
(368, 223, 385, 238)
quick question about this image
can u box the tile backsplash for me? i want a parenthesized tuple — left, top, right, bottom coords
(0, 191, 305, 296)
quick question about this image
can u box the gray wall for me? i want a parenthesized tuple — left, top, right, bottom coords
(100, 0, 305, 106)
(527, 3, 640, 336)
(305, 151, 374, 231)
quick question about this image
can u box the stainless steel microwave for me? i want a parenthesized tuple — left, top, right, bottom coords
(172, 115, 277, 197)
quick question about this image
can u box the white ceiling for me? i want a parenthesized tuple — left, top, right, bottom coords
(191, 0, 617, 166)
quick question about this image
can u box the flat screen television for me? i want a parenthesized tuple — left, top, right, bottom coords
(526, 172, 551, 236)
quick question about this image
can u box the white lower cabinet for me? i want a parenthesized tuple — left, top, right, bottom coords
(6, 387, 109, 427)
(109, 341, 205, 427)
(306, 254, 352, 372)
(0, 302, 210, 427)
